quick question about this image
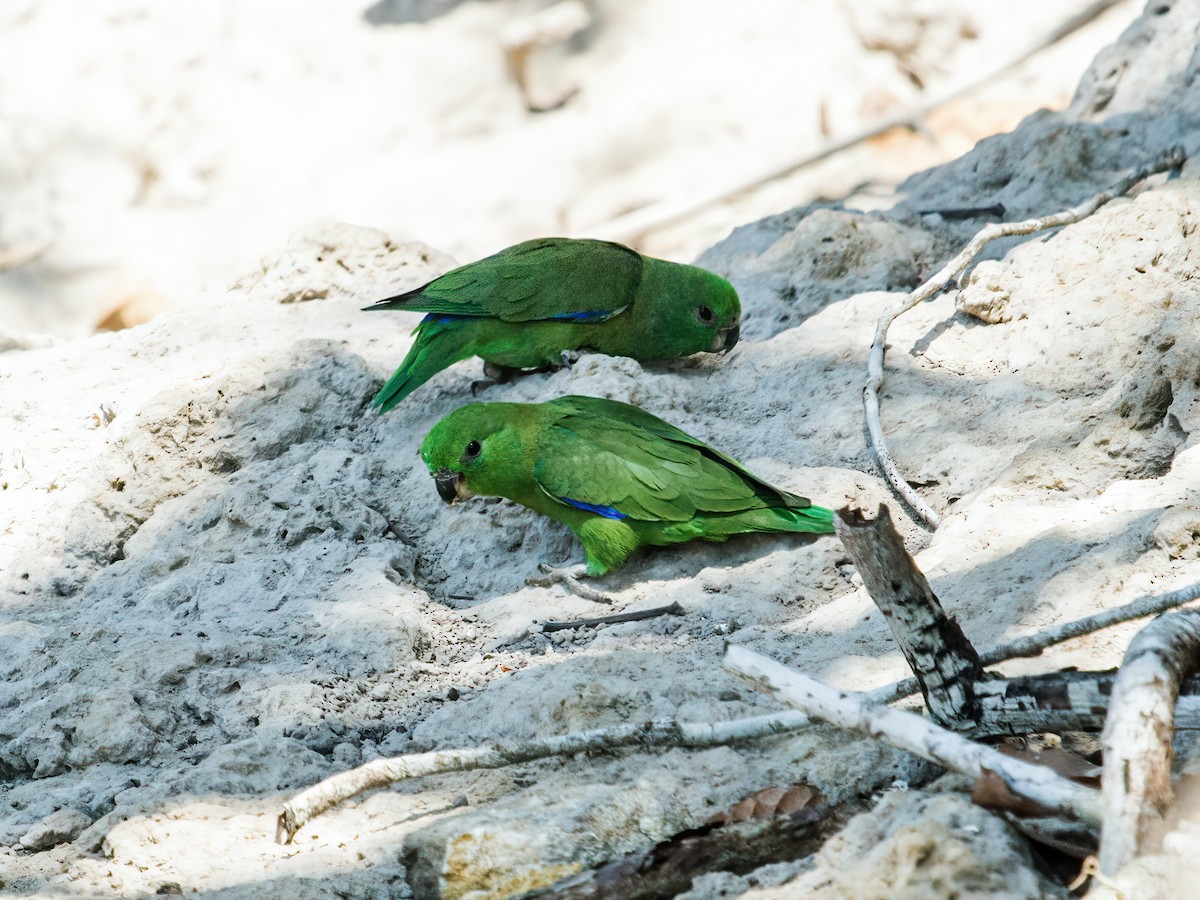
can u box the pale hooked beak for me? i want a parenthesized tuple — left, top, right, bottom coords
(710, 322, 740, 354)
(434, 468, 473, 505)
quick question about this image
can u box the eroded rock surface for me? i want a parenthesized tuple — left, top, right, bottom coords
(3, 2, 1200, 896)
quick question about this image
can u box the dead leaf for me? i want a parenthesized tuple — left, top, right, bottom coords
(707, 783, 823, 827)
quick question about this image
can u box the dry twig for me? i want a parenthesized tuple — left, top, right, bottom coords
(277, 710, 811, 843)
(724, 644, 1104, 826)
(540, 601, 685, 633)
(866, 147, 1185, 529)
(1099, 610, 1200, 874)
(0, 238, 50, 272)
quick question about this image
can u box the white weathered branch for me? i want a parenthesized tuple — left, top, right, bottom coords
(724, 645, 1103, 826)
(277, 710, 812, 843)
(972, 671, 1200, 735)
(1100, 610, 1200, 875)
(865, 146, 1185, 529)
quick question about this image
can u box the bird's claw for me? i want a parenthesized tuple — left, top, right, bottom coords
(473, 363, 523, 395)
(482, 362, 514, 382)
(527, 563, 611, 603)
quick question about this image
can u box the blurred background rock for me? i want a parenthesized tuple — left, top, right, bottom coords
(0, 0, 1136, 338)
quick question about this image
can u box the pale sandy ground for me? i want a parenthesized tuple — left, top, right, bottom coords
(5, 1, 1200, 898)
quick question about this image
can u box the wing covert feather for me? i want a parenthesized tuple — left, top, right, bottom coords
(369, 238, 643, 321)
(534, 398, 793, 523)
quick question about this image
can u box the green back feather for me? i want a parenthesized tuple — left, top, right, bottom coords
(366, 238, 643, 322)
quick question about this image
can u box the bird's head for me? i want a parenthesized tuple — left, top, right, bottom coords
(419, 402, 533, 505)
(641, 258, 742, 358)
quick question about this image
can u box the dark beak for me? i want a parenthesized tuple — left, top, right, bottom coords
(712, 322, 740, 354)
(434, 468, 462, 505)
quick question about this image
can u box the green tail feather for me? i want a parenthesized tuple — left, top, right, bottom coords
(691, 503, 835, 539)
(786, 503, 835, 534)
(372, 319, 476, 412)
(739, 502, 835, 536)
(657, 503, 835, 547)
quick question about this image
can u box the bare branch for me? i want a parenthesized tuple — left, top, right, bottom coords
(865, 146, 1185, 529)
(835, 504, 982, 728)
(277, 710, 812, 844)
(724, 645, 1103, 827)
(278, 575, 1200, 842)
(981, 579, 1200, 666)
(870, 578, 1200, 705)
(0, 238, 50, 272)
(972, 671, 1200, 735)
(1100, 610, 1200, 874)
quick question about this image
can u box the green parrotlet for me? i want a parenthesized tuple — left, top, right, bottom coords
(420, 395, 834, 598)
(366, 238, 741, 411)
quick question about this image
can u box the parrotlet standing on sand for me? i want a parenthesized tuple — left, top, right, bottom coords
(420, 395, 834, 599)
(365, 238, 741, 411)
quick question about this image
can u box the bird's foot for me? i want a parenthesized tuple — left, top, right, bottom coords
(527, 563, 611, 603)
(472, 363, 522, 396)
(482, 362, 519, 383)
(559, 349, 580, 370)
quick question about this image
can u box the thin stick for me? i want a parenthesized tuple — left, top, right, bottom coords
(866, 146, 1185, 529)
(1099, 610, 1200, 875)
(276, 710, 812, 843)
(540, 601, 685, 633)
(871, 578, 1200, 705)
(724, 645, 1103, 826)
(584, 0, 1128, 243)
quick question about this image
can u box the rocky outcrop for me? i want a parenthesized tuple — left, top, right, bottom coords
(3, 2, 1200, 896)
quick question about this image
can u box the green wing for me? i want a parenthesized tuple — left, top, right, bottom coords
(365, 238, 643, 323)
(533, 396, 811, 522)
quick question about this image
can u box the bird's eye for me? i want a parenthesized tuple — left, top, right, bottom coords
(464, 440, 482, 459)
(697, 305, 715, 324)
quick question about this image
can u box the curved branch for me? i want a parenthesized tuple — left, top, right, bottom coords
(1099, 610, 1200, 875)
(865, 146, 1185, 529)
(276, 711, 811, 844)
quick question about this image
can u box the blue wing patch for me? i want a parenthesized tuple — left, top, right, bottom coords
(550, 309, 614, 321)
(421, 313, 469, 325)
(560, 497, 628, 520)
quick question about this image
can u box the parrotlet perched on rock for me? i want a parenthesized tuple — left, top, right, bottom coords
(420, 395, 834, 598)
(365, 238, 741, 411)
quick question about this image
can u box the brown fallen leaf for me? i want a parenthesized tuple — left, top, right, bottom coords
(706, 783, 823, 827)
